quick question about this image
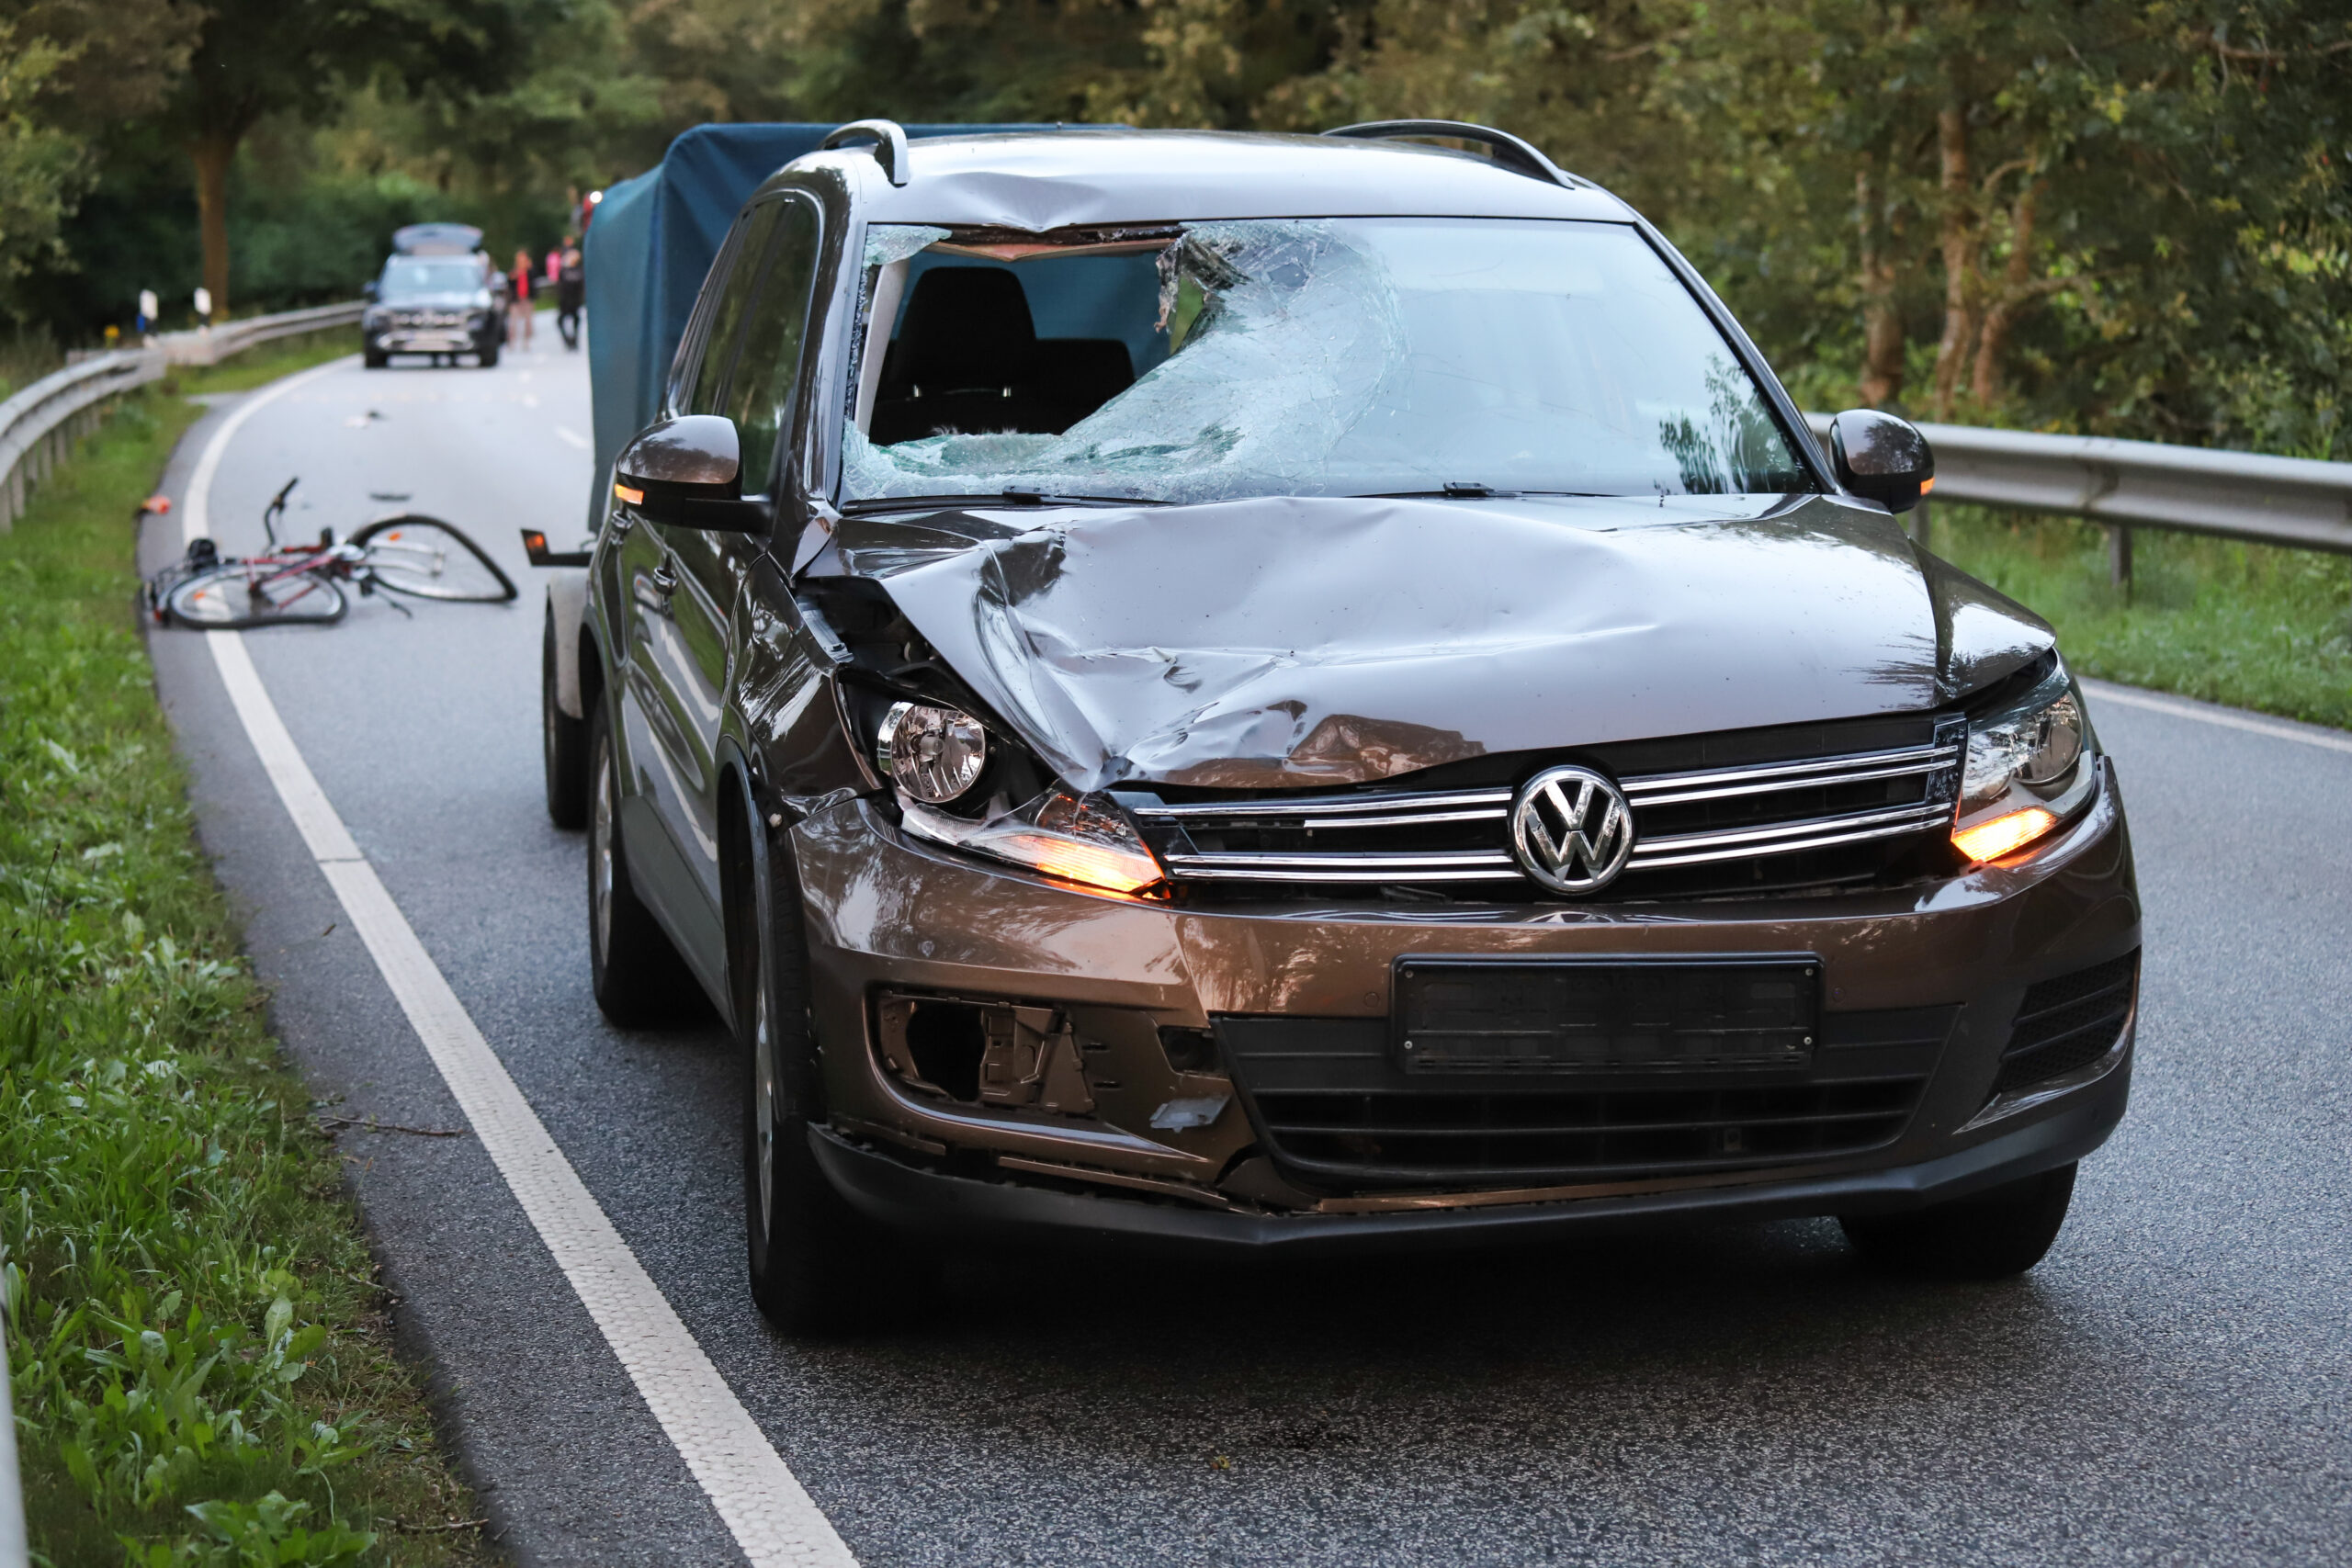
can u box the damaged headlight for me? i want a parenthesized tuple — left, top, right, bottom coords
(1952, 658, 2097, 863)
(900, 788, 1167, 897)
(876, 700, 988, 803)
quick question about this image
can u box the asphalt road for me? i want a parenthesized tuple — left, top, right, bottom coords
(141, 339, 2352, 1566)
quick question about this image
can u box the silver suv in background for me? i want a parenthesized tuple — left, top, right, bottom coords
(362, 222, 506, 368)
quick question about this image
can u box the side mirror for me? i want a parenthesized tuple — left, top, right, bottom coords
(1829, 409, 1935, 514)
(361, 280, 378, 302)
(615, 414, 770, 533)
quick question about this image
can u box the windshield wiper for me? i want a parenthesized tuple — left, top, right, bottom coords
(1351, 486, 1615, 501)
(840, 491, 1168, 515)
(1354, 482, 1518, 500)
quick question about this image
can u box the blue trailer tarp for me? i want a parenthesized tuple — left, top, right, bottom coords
(583, 122, 1059, 513)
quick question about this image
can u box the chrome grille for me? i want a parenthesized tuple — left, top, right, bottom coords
(1128, 720, 1965, 893)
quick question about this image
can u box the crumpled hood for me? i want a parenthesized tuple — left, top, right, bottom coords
(857, 492, 2052, 793)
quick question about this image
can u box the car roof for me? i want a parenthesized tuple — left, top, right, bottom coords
(784, 128, 1638, 230)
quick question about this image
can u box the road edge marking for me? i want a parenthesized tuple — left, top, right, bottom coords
(184, 376, 854, 1568)
(2083, 678, 2352, 757)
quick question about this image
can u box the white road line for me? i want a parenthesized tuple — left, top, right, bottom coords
(2084, 679, 2352, 757)
(553, 424, 591, 450)
(182, 356, 356, 547)
(180, 367, 854, 1568)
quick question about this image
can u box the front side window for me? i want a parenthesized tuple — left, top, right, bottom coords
(682, 201, 785, 417)
(841, 218, 1811, 508)
(721, 197, 823, 496)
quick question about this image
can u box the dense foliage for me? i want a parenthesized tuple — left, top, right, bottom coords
(0, 2, 2346, 438)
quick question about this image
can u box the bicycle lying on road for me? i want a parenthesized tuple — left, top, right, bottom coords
(150, 477, 517, 629)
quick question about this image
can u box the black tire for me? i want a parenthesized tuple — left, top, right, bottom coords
(364, 348, 388, 369)
(351, 515, 518, 603)
(587, 702, 692, 1024)
(1841, 1163, 2078, 1280)
(479, 340, 501, 368)
(735, 805, 923, 1335)
(543, 605, 588, 829)
(164, 562, 348, 630)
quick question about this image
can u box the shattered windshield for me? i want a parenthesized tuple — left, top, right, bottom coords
(841, 218, 1812, 508)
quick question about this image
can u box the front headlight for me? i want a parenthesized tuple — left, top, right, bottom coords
(876, 701, 988, 803)
(1952, 658, 2097, 863)
(901, 788, 1167, 897)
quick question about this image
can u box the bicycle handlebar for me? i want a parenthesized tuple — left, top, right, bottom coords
(262, 476, 299, 547)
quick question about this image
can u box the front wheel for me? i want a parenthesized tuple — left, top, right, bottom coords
(1840, 1163, 2078, 1279)
(352, 515, 517, 603)
(165, 561, 347, 629)
(738, 811, 922, 1335)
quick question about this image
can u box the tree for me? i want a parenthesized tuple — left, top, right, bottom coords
(159, 0, 532, 316)
(1279, 0, 2349, 443)
(0, 0, 199, 320)
(0, 23, 80, 307)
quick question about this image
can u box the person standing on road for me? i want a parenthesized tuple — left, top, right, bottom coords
(556, 235, 584, 351)
(509, 248, 535, 348)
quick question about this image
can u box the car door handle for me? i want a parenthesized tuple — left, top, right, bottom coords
(646, 563, 678, 617)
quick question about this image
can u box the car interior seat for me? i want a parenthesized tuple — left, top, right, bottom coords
(870, 265, 1136, 445)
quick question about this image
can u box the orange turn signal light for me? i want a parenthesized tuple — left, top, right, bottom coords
(613, 481, 644, 505)
(996, 831, 1164, 896)
(1952, 807, 2057, 863)
(1920, 476, 1937, 495)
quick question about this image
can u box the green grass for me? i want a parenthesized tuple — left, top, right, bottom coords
(173, 330, 358, 399)
(0, 390, 492, 1566)
(1932, 503, 2352, 732)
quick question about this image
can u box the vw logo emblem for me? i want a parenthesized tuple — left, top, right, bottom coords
(1510, 765, 1635, 894)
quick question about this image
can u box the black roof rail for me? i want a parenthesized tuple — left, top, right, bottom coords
(821, 119, 911, 187)
(1320, 120, 1579, 189)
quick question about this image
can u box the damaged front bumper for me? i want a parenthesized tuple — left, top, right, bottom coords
(792, 760, 2139, 1241)
(808, 1080, 2126, 1254)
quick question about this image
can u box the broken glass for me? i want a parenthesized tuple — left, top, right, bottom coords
(841, 217, 1812, 507)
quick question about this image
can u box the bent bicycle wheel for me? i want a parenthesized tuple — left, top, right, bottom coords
(351, 515, 518, 603)
(165, 563, 348, 629)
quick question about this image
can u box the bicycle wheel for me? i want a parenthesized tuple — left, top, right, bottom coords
(351, 515, 518, 603)
(165, 562, 348, 629)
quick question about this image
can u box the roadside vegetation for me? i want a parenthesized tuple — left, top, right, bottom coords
(1934, 506, 2352, 731)
(171, 331, 357, 399)
(0, 390, 490, 1566)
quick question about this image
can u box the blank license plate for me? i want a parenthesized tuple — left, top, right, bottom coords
(1394, 956, 1820, 1074)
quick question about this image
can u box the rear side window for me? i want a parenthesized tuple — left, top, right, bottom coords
(683, 201, 785, 416)
(722, 197, 823, 496)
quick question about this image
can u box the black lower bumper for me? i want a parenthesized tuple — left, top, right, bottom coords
(811, 1061, 2129, 1258)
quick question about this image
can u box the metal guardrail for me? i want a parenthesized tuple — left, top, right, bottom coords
(0, 1274, 22, 1568)
(1805, 412, 2352, 557)
(0, 301, 362, 534)
(157, 299, 365, 367)
(0, 349, 166, 534)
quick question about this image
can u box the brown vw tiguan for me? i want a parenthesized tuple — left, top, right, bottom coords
(567, 122, 2139, 1331)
